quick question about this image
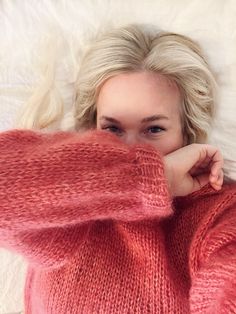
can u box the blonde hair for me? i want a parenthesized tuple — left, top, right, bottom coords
(19, 24, 217, 144)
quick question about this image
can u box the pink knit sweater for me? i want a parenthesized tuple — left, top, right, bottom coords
(0, 129, 235, 314)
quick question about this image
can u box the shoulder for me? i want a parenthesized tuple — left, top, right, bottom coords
(175, 180, 236, 212)
(200, 181, 235, 225)
(205, 180, 236, 218)
(201, 181, 236, 230)
(173, 181, 236, 240)
(207, 180, 236, 212)
(188, 181, 236, 276)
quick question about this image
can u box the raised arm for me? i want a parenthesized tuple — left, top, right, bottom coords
(0, 129, 172, 266)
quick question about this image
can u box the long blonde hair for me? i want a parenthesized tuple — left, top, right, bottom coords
(18, 24, 217, 144)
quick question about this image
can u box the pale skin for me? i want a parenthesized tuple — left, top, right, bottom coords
(96, 71, 224, 197)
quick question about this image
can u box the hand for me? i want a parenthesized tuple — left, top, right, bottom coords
(164, 144, 224, 197)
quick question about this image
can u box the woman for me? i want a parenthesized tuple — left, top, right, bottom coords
(0, 24, 235, 313)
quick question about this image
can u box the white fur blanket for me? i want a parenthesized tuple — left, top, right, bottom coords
(0, 0, 235, 312)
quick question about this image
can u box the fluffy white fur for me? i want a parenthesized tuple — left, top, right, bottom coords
(0, 0, 235, 312)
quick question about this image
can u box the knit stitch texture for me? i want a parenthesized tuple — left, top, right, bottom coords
(0, 129, 235, 314)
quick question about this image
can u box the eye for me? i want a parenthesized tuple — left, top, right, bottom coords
(145, 126, 165, 134)
(101, 125, 123, 135)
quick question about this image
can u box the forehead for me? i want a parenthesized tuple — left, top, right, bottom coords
(96, 71, 182, 118)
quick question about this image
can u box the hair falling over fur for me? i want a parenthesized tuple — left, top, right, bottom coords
(17, 24, 217, 144)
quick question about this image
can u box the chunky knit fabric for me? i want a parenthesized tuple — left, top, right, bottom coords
(0, 129, 235, 314)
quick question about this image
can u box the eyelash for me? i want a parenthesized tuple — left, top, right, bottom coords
(101, 125, 166, 136)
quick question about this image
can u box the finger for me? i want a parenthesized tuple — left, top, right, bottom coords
(210, 170, 224, 190)
(210, 150, 224, 177)
(192, 173, 209, 193)
(189, 157, 212, 175)
(172, 144, 222, 174)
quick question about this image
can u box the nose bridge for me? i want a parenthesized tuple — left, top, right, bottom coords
(124, 131, 140, 145)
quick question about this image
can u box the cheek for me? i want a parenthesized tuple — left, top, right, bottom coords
(152, 133, 184, 155)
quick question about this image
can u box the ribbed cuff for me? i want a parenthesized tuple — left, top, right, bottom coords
(133, 146, 173, 219)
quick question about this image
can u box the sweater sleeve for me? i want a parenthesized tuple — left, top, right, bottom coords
(189, 187, 236, 313)
(0, 129, 172, 267)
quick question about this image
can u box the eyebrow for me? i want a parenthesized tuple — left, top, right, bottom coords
(99, 115, 169, 124)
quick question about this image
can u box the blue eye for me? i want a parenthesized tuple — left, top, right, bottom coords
(146, 126, 165, 134)
(102, 126, 122, 135)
